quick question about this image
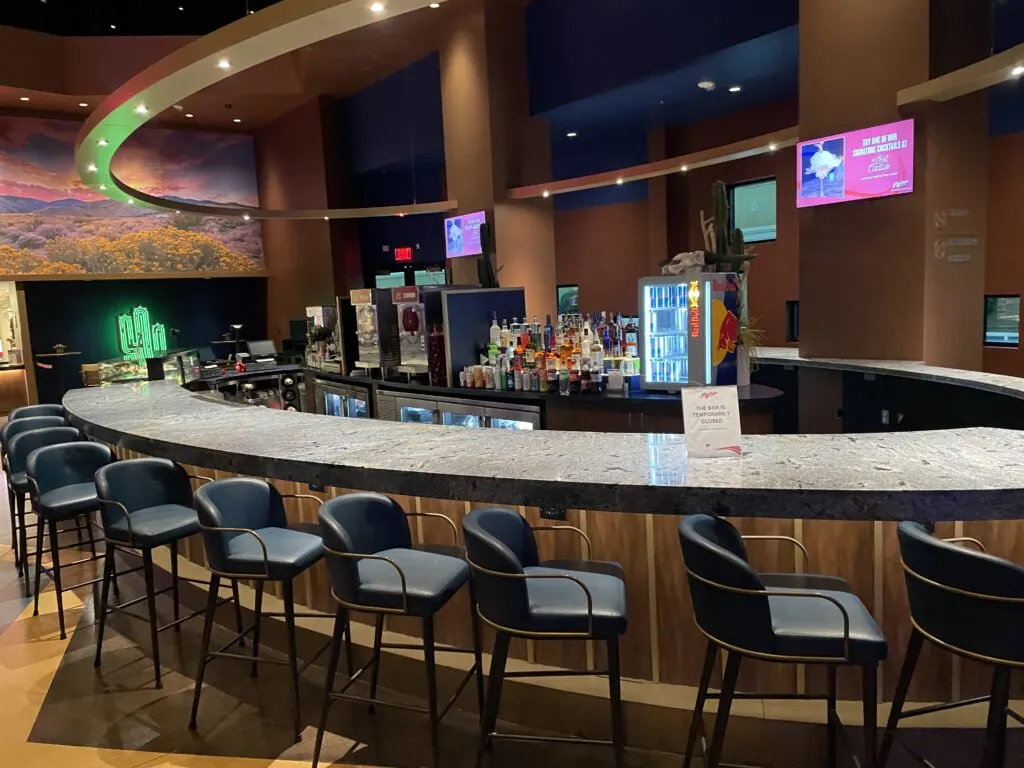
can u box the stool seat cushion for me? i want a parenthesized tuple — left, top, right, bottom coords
(226, 526, 323, 580)
(108, 503, 200, 547)
(769, 587, 887, 664)
(524, 565, 627, 637)
(39, 482, 99, 519)
(9, 471, 28, 493)
(355, 548, 469, 617)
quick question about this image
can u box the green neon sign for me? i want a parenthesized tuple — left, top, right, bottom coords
(116, 305, 167, 362)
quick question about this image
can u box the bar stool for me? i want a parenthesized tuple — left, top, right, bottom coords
(28, 441, 113, 638)
(190, 477, 326, 742)
(678, 514, 887, 768)
(463, 506, 627, 768)
(880, 522, 1024, 768)
(9, 404, 65, 420)
(1, 415, 68, 576)
(312, 492, 483, 768)
(7, 426, 84, 593)
(94, 458, 242, 689)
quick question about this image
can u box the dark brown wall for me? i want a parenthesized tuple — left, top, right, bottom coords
(255, 99, 335, 342)
(554, 201, 651, 314)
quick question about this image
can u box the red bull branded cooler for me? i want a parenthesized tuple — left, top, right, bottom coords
(638, 273, 741, 390)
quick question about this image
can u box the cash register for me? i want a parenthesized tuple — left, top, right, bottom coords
(246, 339, 279, 372)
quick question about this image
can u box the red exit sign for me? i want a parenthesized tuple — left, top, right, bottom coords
(394, 246, 413, 262)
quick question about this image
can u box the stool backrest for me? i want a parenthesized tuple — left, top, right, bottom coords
(463, 507, 535, 632)
(898, 522, 1024, 665)
(7, 426, 80, 475)
(95, 458, 193, 531)
(678, 515, 774, 654)
(194, 478, 287, 574)
(318, 493, 413, 604)
(28, 441, 113, 496)
(9, 404, 65, 421)
(1, 416, 65, 453)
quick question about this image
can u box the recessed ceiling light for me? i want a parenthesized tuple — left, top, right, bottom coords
(680, 165, 688, 172)
(79, 102, 88, 108)
(19, 97, 29, 102)
(697, 80, 716, 91)
(97, 139, 108, 146)
(1013, 65, 1024, 77)
(542, 190, 550, 198)
(110, 24, 116, 30)
(128, 199, 134, 205)
(185, 113, 194, 118)
(243, 214, 251, 221)
(728, 85, 742, 93)
(323, 216, 330, 221)
(86, 163, 97, 172)
(179, 5, 184, 10)
(429, 2, 440, 6)
(768, 143, 777, 152)
(616, 178, 624, 186)
(232, 118, 242, 124)
(217, 58, 231, 70)
(370, 2, 385, 12)
(134, 104, 149, 115)
(566, 131, 578, 138)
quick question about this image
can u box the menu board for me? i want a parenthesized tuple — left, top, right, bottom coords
(797, 118, 914, 208)
(444, 210, 486, 259)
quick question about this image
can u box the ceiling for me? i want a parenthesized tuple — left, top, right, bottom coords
(0, 0, 285, 36)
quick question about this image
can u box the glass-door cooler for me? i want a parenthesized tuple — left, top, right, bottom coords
(638, 272, 742, 390)
(315, 382, 372, 419)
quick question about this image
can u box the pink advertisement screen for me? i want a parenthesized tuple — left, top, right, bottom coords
(796, 118, 914, 208)
(444, 210, 486, 259)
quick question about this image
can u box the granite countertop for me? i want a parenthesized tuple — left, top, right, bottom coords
(759, 347, 1024, 400)
(65, 380, 1024, 522)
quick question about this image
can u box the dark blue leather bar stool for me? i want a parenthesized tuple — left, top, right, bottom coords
(94, 458, 243, 689)
(190, 477, 326, 743)
(28, 441, 113, 639)
(7, 425, 84, 593)
(679, 515, 887, 768)
(463, 506, 627, 768)
(312, 492, 483, 768)
(1, 415, 68, 577)
(9, 404, 65, 421)
(880, 522, 1024, 768)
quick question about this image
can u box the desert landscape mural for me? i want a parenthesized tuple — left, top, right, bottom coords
(0, 116, 263, 275)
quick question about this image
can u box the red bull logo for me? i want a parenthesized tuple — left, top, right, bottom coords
(717, 310, 738, 355)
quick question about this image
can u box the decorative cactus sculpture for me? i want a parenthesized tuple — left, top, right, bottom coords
(701, 181, 755, 273)
(476, 220, 502, 288)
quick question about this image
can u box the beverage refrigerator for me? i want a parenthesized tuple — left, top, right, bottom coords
(637, 273, 741, 390)
(378, 390, 540, 430)
(313, 381, 372, 419)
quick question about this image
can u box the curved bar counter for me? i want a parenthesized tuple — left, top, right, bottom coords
(63, 357, 1024, 756)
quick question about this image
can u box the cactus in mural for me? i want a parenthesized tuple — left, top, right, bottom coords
(117, 306, 167, 362)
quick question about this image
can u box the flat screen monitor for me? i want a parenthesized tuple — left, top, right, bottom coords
(197, 346, 217, 363)
(375, 272, 406, 289)
(247, 339, 277, 357)
(415, 269, 446, 286)
(444, 211, 486, 259)
(796, 118, 914, 208)
(557, 284, 580, 314)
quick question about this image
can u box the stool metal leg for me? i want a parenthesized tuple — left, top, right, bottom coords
(31, 515, 44, 615)
(250, 581, 264, 678)
(367, 613, 384, 713)
(189, 573, 221, 731)
(231, 579, 245, 648)
(981, 666, 1011, 768)
(705, 651, 741, 768)
(94, 544, 115, 668)
(878, 628, 924, 768)
(312, 607, 348, 768)
(683, 640, 716, 768)
(342, 608, 354, 676)
(423, 616, 441, 768)
(48, 519, 66, 639)
(141, 548, 162, 688)
(476, 631, 511, 768)
(468, 582, 485, 720)
(607, 636, 625, 768)
(283, 579, 302, 743)
(84, 513, 97, 558)
(862, 665, 878, 768)
(7, 485, 19, 577)
(19, 493, 30, 595)
(826, 665, 838, 768)
(170, 540, 180, 630)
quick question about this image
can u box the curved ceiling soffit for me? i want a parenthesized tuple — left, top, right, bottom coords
(74, 0, 456, 221)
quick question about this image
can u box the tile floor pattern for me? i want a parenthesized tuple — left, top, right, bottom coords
(0, 476, 1015, 768)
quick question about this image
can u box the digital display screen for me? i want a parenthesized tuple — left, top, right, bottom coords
(797, 118, 914, 208)
(444, 210, 486, 259)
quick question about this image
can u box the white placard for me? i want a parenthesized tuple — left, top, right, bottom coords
(682, 386, 743, 458)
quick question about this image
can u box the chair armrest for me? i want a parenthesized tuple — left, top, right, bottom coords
(97, 498, 135, 545)
(281, 493, 325, 504)
(741, 534, 809, 571)
(943, 536, 986, 553)
(323, 544, 408, 614)
(531, 524, 593, 560)
(405, 511, 459, 546)
(188, 473, 215, 485)
(467, 557, 594, 638)
(197, 523, 270, 578)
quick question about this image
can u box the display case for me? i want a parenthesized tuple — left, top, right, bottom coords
(97, 348, 200, 386)
(97, 357, 147, 385)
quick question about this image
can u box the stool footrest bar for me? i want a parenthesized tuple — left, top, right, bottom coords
(490, 732, 613, 747)
(893, 695, 990, 720)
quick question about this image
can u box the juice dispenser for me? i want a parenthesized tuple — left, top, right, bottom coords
(350, 288, 401, 369)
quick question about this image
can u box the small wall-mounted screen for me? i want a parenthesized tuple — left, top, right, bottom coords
(444, 211, 486, 259)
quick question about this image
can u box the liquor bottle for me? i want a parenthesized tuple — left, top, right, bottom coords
(530, 316, 542, 350)
(537, 350, 549, 392)
(571, 332, 583, 372)
(497, 355, 507, 391)
(544, 314, 555, 351)
(591, 327, 604, 370)
(625, 316, 639, 358)
(524, 331, 537, 368)
(505, 359, 515, 390)
(500, 318, 511, 350)
(559, 325, 573, 366)
(489, 312, 501, 347)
